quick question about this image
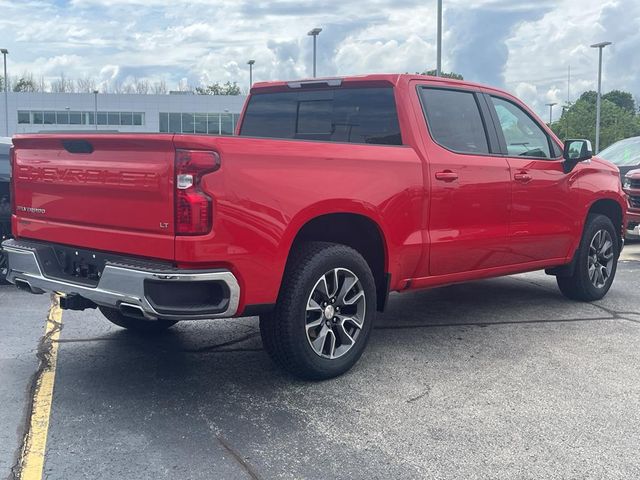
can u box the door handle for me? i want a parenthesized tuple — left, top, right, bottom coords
(514, 172, 532, 183)
(435, 170, 458, 182)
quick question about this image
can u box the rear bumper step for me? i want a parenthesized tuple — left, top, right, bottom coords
(2, 239, 240, 321)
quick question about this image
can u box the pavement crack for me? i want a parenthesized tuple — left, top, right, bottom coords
(374, 316, 629, 330)
(407, 386, 431, 403)
(589, 303, 640, 322)
(184, 332, 260, 353)
(53, 336, 117, 344)
(10, 294, 63, 480)
(217, 435, 262, 480)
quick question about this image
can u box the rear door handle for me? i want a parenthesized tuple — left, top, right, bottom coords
(514, 172, 532, 183)
(435, 171, 458, 182)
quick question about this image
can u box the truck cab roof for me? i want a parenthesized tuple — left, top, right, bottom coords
(250, 73, 508, 96)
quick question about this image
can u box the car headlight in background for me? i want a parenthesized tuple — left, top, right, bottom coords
(623, 178, 632, 190)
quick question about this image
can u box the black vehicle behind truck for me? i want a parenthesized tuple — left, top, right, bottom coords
(0, 138, 11, 282)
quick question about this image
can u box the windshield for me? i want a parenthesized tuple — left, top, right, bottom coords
(598, 137, 640, 166)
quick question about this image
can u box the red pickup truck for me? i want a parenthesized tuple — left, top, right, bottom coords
(3, 74, 627, 379)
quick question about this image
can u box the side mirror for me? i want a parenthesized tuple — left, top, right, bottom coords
(563, 139, 593, 173)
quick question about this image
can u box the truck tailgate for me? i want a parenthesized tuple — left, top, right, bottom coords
(11, 134, 176, 260)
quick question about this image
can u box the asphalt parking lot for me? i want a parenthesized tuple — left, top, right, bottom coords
(2, 243, 640, 480)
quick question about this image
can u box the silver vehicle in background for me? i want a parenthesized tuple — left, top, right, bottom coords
(598, 136, 640, 239)
(598, 136, 640, 180)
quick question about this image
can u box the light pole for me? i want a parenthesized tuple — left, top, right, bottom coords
(436, 0, 442, 77)
(307, 28, 322, 78)
(93, 90, 98, 130)
(247, 60, 255, 91)
(1, 48, 8, 136)
(545, 102, 557, 125)
(591, 41, 612, 154)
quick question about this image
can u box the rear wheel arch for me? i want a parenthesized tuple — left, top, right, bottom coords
(284, 212, 389, 312)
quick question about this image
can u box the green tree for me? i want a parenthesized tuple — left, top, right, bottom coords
(603, 90, 636, 114)
(422, 69, 464, 80)
(551, 90, 640, 149)
(196, 81, 241, 95)
(13, 76, 37, 92)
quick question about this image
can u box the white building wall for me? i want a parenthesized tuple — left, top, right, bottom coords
(0, 92, 247, 136)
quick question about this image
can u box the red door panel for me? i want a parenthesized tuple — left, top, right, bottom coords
(505, 158, 579, 263)
(428, 153, 511, 275)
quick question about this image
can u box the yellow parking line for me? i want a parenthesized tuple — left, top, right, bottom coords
(19, 295, 63, 480)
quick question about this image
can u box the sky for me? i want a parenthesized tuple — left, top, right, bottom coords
(0, 0, 638, 120)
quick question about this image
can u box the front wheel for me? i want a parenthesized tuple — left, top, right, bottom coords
(99, 306, 177, 333)
(260, 242, 376, 380)
(557, 214, 619, 301)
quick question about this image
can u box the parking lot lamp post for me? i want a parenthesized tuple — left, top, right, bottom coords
(307, 28, 322, 78)
(247, 60, 255, 91)
(590, 41, 612, 154)
(545, 102, 557, 125)
(436, 0, 442, 76)
(93, 90, 98, 130)
(1, 49, 8, 136)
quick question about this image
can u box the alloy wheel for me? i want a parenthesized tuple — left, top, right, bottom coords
(305, 268, 366, 359)
(588, 229, 614, 289)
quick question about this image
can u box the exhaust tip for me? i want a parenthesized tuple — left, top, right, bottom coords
(119, 302, 147, 319)
(14, 278, 45, 295)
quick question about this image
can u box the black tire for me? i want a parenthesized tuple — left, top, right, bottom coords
(99, 306, 177, 333)
(557, 214, 619, 301)
(260, 242, 376, 380)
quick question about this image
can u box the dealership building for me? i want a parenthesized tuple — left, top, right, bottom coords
(0, 92, 247, 137)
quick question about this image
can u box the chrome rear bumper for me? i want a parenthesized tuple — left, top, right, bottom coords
(2, 239, 240, 321)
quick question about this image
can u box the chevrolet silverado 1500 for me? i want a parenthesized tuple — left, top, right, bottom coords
(3, 74, 627, 379)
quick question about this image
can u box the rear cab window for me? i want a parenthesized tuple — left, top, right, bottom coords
(239, 86, 402, 145)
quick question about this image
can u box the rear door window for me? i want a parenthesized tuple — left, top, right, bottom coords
(418, 88, 490, 154)
(239, 87, 402, 145)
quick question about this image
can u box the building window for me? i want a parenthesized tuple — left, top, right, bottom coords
(16, 110, 146, 128)
(107, 112, 119, 125)
(18, 111, 30, 124)
(69, 111, 82, 125)
(207, 113, 219, 134)
(159, 112, 237, 135)
(220, 113, 233, 135)
(159, 113, 169, 133)
(169, 113, 181, 133)
(181, 113, 195, 133)
(194, 114, 207, 134)
(56, 111, 70, 124)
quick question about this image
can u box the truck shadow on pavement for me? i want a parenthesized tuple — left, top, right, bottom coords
(45, 272, 640, 479)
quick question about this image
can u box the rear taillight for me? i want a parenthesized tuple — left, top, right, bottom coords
(9, 146, 15, 216)
(174, 149, 220, 235)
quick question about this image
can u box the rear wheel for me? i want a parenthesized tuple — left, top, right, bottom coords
(99, 306, 177, 333)
(557, 214, 619, 301)
(260, 242, 376, 380)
